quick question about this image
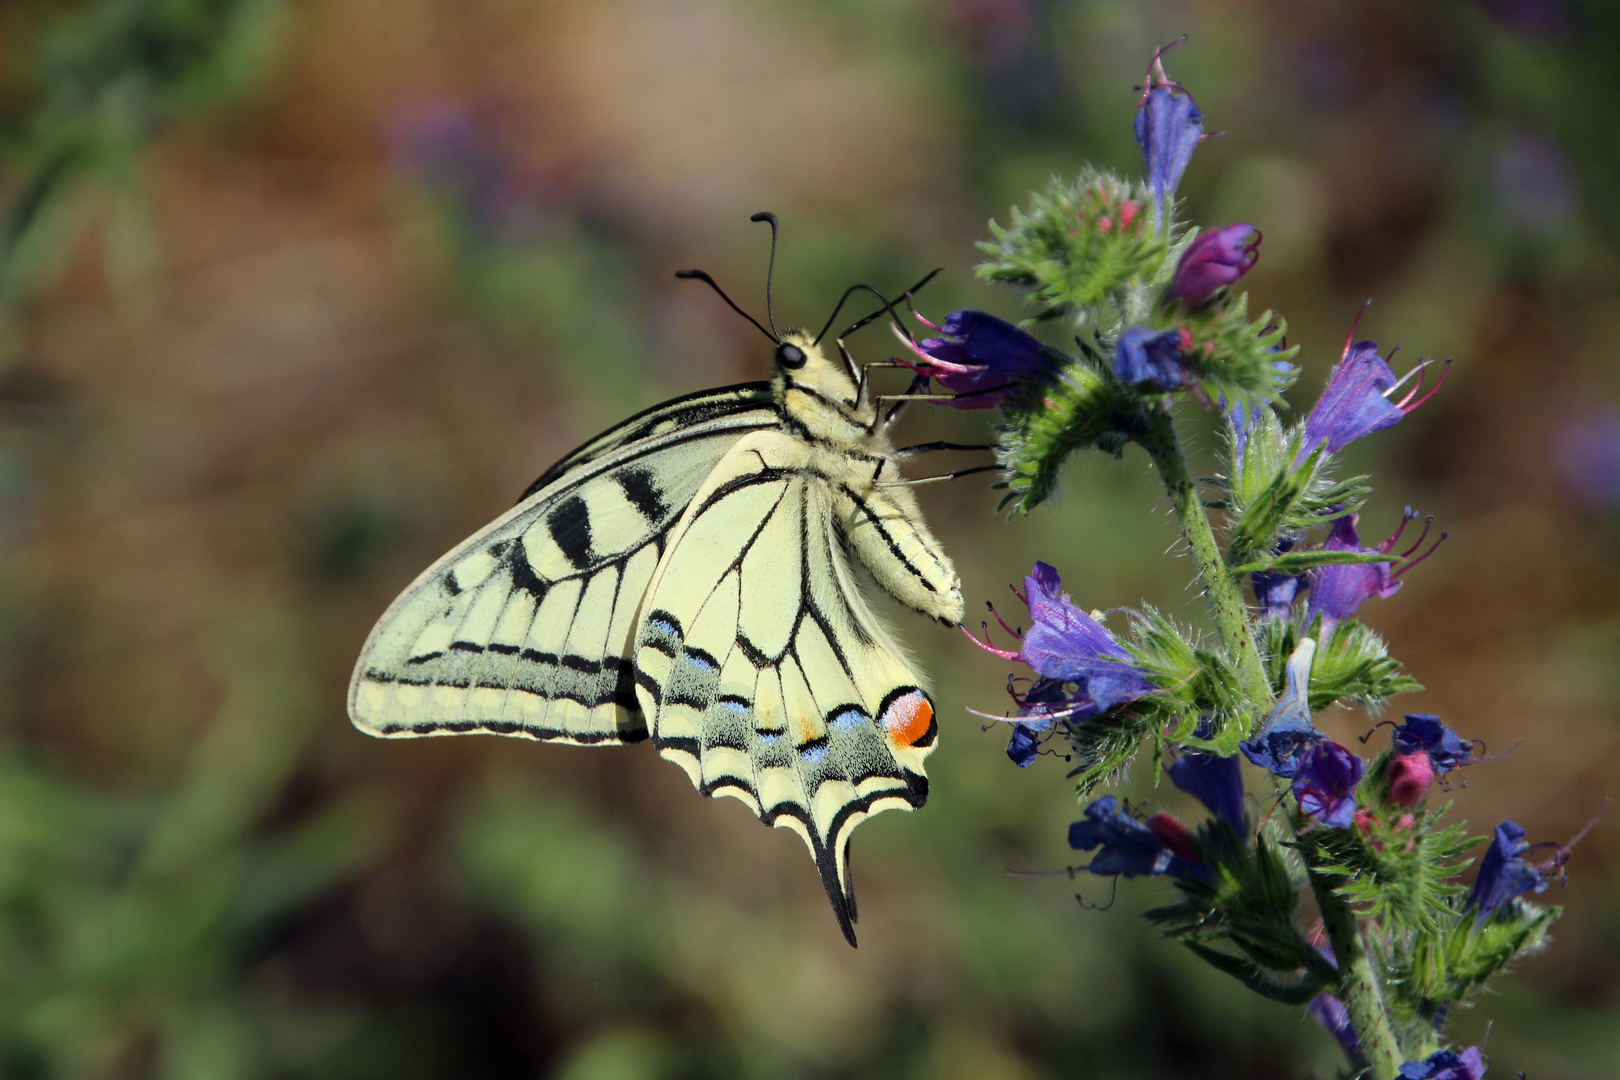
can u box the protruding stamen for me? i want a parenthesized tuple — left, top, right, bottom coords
(1341, 298, 1374, 359)
(1392, 530, 1447, 580)
(1400, 358, 1451, 413)
(962, 622, 1019, 661)
(1377, 506, 1422, 554)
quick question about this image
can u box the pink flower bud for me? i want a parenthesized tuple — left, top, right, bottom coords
(1387, 752, 1435, 808)
(1145, 813, 1197, 861)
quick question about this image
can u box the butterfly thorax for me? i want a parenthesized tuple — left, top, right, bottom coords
(766, 331, 962, 627)
(770, 332, 879, 450)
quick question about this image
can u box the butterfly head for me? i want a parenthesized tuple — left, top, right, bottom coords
(772, 330, 861, 406)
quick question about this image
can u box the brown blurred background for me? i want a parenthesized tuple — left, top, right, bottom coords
(1, 1, 1617, 1077)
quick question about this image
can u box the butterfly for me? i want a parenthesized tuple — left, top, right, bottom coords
(348, 214, 981, 945)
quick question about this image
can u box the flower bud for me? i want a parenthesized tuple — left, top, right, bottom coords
(1114, 326, 1193, 391)
(1386, 752, 1435, 807)
(1167, 224, 1260, 306)
(1145, 813, 1197, 861)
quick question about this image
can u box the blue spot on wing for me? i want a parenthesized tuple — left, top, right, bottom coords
(829, 707, 868, 731)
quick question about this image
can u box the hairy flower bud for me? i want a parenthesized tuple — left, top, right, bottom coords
(1386, 752, 1436, 808)
(1134, 43, 1204, 226)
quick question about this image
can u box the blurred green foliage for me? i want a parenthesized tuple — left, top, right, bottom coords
(1, 0, 1618, 1078)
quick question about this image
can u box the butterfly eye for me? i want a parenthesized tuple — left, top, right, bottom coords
(775, 343, 807, 369)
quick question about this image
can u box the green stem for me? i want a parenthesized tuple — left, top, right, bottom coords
(1137, 404, 1403, 1079)
(1135, 407, 1272, 712)
(1306, 850, 1406, 1078)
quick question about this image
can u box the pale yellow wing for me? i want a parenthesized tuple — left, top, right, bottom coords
(632, 429, 940, 946)
(348, 387, 777, 744)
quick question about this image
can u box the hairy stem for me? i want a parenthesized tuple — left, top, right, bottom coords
(1136, 405, 1403, 1077)
(1135, 407, 1272, 712)
(1306, 851, 1406, 1078)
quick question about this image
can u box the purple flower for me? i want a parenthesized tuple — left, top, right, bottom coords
(1307, 993, 1360, 1059)
(1168, 224, 1261, 306)
(1005, 723, 1041, 767)
(1553, 403, 1620, 511)
(1398, 1047, 1487, 1080)
(1298, 312, 1449, 464)
(1069, 796, 1207, 880)
(968, 562, 1157, 766)
(1392, 714, 1475, 774)
(1168, 742, 1246, 829)
(1114, 326, 1193, 391)
(1134, 42, 1204, 225)
(1241, 637, 1324, 778)
(894, 310, 1058, 409)
(1304, 510, 1445, 635)
(1292, 742, 1365, 828)
(1252, 536, 1306, 620)
(1468, 820, 1549, 925)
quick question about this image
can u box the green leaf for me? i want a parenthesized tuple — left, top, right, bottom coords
(1229, 549, 1394, 576)
(1182, 943, 1329, 1004)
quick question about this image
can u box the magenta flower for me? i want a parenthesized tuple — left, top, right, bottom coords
(1298, 310, 1449, 464)
(893, 310, 1058, 409)
(1134, 42, 1204, 226)
(1304, 510, 1445, 635)
(1167, 224, 1260, 306)
(1292, 742, 1365, 828)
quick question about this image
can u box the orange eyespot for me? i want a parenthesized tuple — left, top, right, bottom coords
(882, 692, 934, 747)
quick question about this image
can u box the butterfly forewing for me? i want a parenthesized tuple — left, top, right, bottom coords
(632, 430, 938, 945)
(349, 387, 778, 745)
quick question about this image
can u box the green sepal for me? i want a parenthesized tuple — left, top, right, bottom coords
(1180, 943, 1330, 1005)
(1391, 899, 1560, 1029)
(995, 355, 1132, 515)
(1162, 293, 1300, 409)
(1223, 408, 1371, 567)
(1228, 549, 1395, 577)
(977, 169, 1168, 317)
(1123, 608, 1246, 751)
(1310, 805, 1478, 933)
(1063, 707, 1157, 797)
(1262, 617, 1422, 712)
(1149, 829, 1334, 993)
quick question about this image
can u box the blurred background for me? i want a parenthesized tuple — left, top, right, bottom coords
(1, 0, 1617, 1077)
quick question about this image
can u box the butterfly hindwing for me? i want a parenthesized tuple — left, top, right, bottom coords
(633, 429, 938, 945)
(348, 386, 778, 745)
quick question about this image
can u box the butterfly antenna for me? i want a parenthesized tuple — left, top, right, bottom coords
(822, 268, 942, 344)
(750, 211, 782, 339)
(673, 268, 778, 344)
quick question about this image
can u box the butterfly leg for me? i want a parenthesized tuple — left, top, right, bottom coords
(874, 464, 1000, 487)
(892, 441, 995, 459)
